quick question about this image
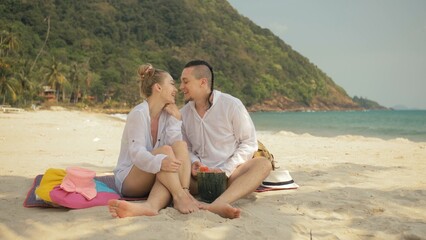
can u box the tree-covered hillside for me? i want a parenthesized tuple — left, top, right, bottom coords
(0, 0, 379, 111)
(352, 96, 386, 110)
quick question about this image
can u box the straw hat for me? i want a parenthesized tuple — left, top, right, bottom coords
(261, 170, 299, 189)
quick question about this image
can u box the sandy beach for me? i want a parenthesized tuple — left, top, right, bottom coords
(0, 109, 425, 240)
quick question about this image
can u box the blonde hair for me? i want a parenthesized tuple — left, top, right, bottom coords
(137, 63, 167, 97)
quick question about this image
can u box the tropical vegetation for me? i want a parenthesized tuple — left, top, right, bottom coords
(0, 0, 383, 111)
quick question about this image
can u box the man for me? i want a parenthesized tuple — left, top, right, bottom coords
(179, 60, 273, 219)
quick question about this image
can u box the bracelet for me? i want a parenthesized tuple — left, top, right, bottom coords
(183, 187, 189, 190)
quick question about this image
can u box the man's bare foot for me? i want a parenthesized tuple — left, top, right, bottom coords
(200, 201, 241, 219)
(173, 191, 200, 214)
(108, 199, 158, 218)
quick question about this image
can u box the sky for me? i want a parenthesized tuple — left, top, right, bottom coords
(227, 0, 426, 109)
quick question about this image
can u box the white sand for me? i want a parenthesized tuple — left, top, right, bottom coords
(0, 110, 425, 240)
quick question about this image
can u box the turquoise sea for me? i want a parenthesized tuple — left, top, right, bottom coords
(112, 110, 426, 142)
(250, 110, 426, 142)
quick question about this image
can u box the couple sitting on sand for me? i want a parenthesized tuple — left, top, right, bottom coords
(108, 60, 273, 219)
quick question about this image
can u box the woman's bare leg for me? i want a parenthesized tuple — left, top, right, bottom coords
(110, 143, 199, 217)
(120, 144, 183, 197)
(172, 141, 200, 204)
(172, 141, 191, 189)
(121, 166, 155, 197)
(108, 179, 171, 218)
(156, 141, 199, 213)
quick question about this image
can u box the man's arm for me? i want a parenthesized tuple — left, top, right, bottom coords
(221, 105, 258, 177)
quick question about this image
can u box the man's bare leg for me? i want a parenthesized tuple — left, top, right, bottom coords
(201, 157, 272, 219)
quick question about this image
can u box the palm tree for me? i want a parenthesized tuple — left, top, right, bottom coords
(0, 30, 20, 57)
(45, 58, 69, 102)
(0, 30, 9, 57)
(0, 60, 18, 104)
(69, 62, 89, 103)
(15, 65, 35, 105)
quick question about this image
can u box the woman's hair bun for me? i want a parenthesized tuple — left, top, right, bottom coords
(138, 63, 155, 81)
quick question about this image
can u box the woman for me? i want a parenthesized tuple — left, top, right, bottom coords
(108, 63, 199, 218)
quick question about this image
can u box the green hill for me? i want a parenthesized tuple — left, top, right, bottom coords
(352, 96, 386, 110)
(0, 0, 382, 111)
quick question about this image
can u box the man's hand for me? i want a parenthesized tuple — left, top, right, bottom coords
(161, 156, 181, 172)
(191, 162, 223, 177)
(191, 161, 202, 178)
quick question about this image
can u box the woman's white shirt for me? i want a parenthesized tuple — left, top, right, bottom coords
(114, 101, 182, 193)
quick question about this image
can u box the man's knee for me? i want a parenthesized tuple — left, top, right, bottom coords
(254, 156, 273, 174)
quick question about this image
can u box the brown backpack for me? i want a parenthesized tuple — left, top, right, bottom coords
(253, 141, 277, 170)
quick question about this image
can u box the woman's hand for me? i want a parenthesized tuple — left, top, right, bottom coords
(161, 156, 181, 172)
(164, 104, 181, 120)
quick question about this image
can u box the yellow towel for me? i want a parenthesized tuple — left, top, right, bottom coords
(35, 168, 66, 202)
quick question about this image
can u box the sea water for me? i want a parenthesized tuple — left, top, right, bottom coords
(112, 110, 426, 142)
(250, 110, 426, 142)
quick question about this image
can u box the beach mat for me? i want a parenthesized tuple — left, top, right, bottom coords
(24, 173, 298, 208)
(23, 174, 146, 208)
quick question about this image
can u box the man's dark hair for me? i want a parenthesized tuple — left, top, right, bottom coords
(184, 60, 214, 108)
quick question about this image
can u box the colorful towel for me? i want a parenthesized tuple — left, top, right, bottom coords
(24, 175, 146, 208)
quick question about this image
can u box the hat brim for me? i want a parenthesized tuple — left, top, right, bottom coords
(261, 170, 299, 189)
(260, 182, 299, 189)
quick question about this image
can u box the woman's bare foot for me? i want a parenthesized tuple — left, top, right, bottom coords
(108, 199, 158, 218)
(200, 201, 241, 219)
(184, 189, 202, 208)
(173, 191, 200, 214)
